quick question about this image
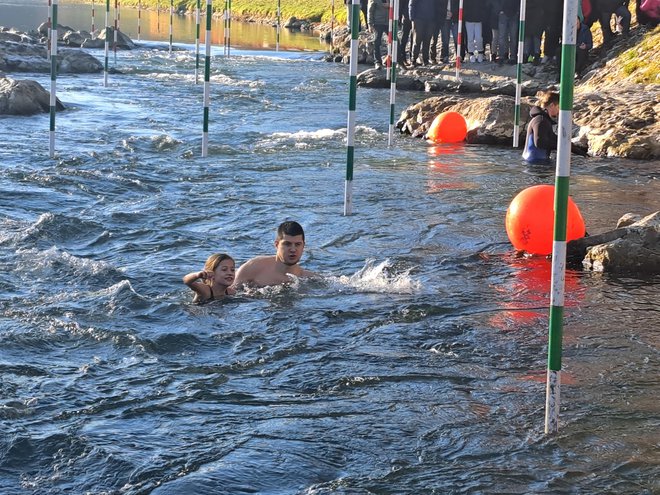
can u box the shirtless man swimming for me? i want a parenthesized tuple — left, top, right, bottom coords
(233, 221, 316, 288)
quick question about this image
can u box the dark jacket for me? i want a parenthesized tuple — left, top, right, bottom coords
(526, 0, 546, 36)
(577, 22, 593, 49)
(522, 106, 557, 163)
(501, 0, 520, 17)
(368, 0, 390, 27)
(463, 0, 485, 22)
(409, 0, 436, 21)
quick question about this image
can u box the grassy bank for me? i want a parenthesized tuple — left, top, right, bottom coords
(65, 0, 347, 24)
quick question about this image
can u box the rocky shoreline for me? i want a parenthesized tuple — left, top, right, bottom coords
(323, 23, 659, 160)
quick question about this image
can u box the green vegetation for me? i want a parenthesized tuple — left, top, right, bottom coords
(618, 27, 660, 84)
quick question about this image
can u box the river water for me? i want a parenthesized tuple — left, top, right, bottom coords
(1, 2, 659, 494)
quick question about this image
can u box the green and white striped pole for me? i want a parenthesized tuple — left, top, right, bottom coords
(169, 0, 173, 55)
(545, 0, 579, 435)
(104, 0, 109, 86)
(137, 0, 141, 41)
(344, 0, 360, 216)
(202, 0, 212, 157)
(513, 0, 526, 147)
(276, 0, 281, 51)
(388, 0, 399, 146)
(91, 0, 95, 35)
(113, 0, 118, 64)
(227, 0, 232, 57)
(47, 0, 51, 58)
(49, 0, 58, 158)
(195, 0, 201, 84)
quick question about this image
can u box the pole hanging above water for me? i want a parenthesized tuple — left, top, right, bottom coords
(169, 0, 174, 55)
(195, 0, 201, 84)
(49, 0, 58, 158)
(113, 0, 118, 64)
(202, 0, 212, 157)
(276, 0, 281, 51)
(91, 0, 95, 36)
(455, 0, 463, 80)
(104, 0, 109, 86)
(344, 0, 360, 216)
(388, 0, 399, 147)
(513, 0, 527, 148)
(137, 0, 141, 41)
(545, 0, 579, 435)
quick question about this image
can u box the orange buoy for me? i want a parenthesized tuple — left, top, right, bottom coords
(505, 185, 586, 255)
(426, 111, 467, 144)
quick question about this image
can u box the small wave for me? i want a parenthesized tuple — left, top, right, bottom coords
(15, 246, 118, 280)
(4, 213, 109, 252)
(328, 259, 421, 294)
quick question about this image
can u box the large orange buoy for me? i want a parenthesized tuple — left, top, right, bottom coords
(426, 111, 467, 144)
(505, 185, 586, 255)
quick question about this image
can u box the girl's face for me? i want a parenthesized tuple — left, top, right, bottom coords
(213, 259, 236, 286)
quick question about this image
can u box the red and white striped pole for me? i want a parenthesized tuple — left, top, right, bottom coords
(455, 0, 463, 80)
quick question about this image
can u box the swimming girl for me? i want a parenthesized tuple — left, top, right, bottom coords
(183, 253, 236, 303)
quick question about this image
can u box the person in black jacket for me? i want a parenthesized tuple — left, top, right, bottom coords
(523, 91, 560, 164)
(523, 91, 588, 164)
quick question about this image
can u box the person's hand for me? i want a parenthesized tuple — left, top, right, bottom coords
(199, 270, 213, 281)
(579, 42, 587, 49)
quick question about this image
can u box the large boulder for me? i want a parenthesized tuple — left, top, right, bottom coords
(568, 211, 660, 274)
(58, 49, 103, 73)
(0, 76, 65, 115)
(396, 94, 531, 144)
(96, 27, 136, 50)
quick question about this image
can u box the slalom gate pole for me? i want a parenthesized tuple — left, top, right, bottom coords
(223, 0, 228, 56)
(227, 0, 232, 57)
(455, 0, 463, 80)
(47, 0, 51, 58)
(157, 0, 160, 33)
(49, 0, 58, 158)
(169, 0, 173, 55)
(545, 0, 579, 435)
(331, 0, 335, 48)
(386, 0, 393, 80)
(113, 0, 118, 64)
(104, 0, 109, 86)
(513, 0, 526, 147)
(202, 0, 212, 157)
(344, 0, 359, 216)
(91, 0, 95, 35)
(137, 0, 141, 41)
(195, 0, 201, 84)
(276, 0, 281, 51)
(388, 0, 399, 147)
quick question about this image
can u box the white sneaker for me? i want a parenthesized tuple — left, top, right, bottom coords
(469, 55, 475, 63)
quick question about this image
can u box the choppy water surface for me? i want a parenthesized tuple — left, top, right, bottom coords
(1, 8, 660, 495)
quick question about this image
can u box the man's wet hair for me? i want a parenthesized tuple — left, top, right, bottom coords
(277, 221, 305, 241)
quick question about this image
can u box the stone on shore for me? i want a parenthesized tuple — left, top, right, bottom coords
(0, 76, 65, 115)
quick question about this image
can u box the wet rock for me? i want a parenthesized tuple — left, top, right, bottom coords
(357, 68, 424, 91)
(97, 27, 136, 50)
(284, 17, 302, 30)
(0, 76, 65, 115)
(568, 211, 660, 274)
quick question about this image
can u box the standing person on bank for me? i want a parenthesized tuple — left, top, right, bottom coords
(368, 0, 390, 69)
(409, 0, 436, 66)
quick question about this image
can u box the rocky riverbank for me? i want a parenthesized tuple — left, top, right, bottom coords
(324, 22, 659, 160)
